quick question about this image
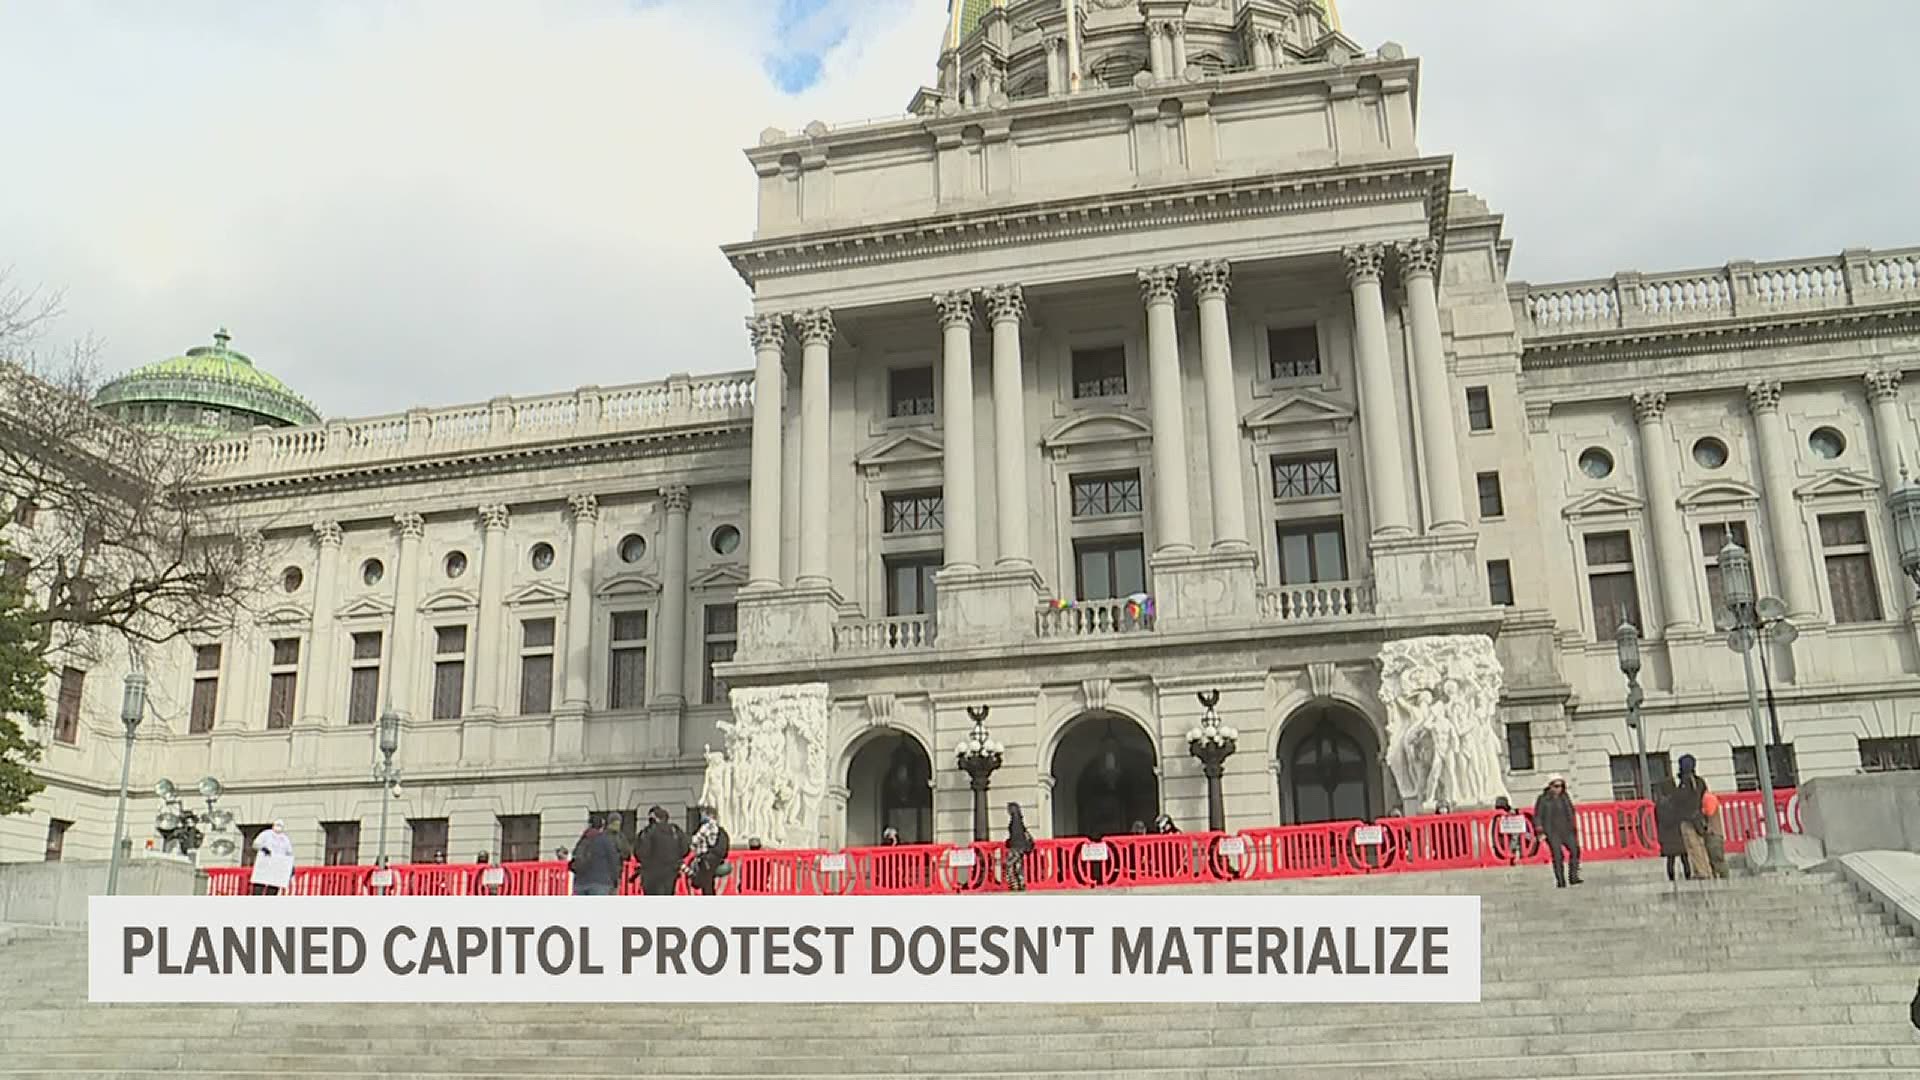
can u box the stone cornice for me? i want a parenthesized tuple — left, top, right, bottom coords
(724, 156, 1454, 286)
(1519, 300, 1920, 371)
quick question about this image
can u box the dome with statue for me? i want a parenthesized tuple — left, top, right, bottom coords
(92, 328, 321, 438)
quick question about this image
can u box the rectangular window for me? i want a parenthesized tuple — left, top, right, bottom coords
(703, 604, 737, 705)
(1859, 736, 1920, 772)
(1267, 326, 1321, 380)
(265, 638, 299, 731)
(887, 365, 935, 418)
(431, 625, 467, 721)
(1275, 521, 1348, 586)
(498, 814, 541, 863)
(347, 631, 382, 726)
(1488, 560, 1514, 606)
(1608, 752, 1672, 802)
(54, 666, 83, 744)
(189, 644, 221, 735)
(1700, 520, 1750, 627)
(1465, 386, 1493, 432)
(408, 818, 449, 864)
(885, 554, 942, 617)
(44, 818, 69, 862)
(322, 821, 361, 867)
(882, 490, 944, 535)
(1505, 723, 1534, 772)
(1818, 512, 1883, 624)
(1272, 453, 1340, 499)
(1074, 536, 1147, 601)
(1732, 744, 1799, 792)
(518, 618, 555, 716)
(1476, 472, 1505, 519)
(1070, 470, 1143, 518)
(608, 611, 649, 711)
(1585, 531, 1642, 642)
(1071, 345, 1127, 398)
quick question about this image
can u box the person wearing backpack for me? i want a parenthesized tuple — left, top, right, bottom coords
(1673, 754, 1727, 880)
(635, 806, 687, 896)
(687, 808, 731, 896)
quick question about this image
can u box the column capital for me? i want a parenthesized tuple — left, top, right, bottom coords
(1138, 266, 1181, 306)
(1342, 244, 1386, 287)
(661, 485, 692, 514)
(1630, 390, 1668, 424)
(746, 314, 788, 352)
(1745, 379, 1783, 415)
(1189, 259, 1232, 301)
(313, 520, 344, 548)
(566, 493, 599, 524)
(1396, 238, 1441, 283)
(984, 284, 1025, 324)
(1865, 368, 1904, 403)
(792, 308, 835, 347)
(1149, 17, 1184, 39)
(932, 290, 975, 329)
(392, 513, 425, 541)
(478, 504, 511, 532)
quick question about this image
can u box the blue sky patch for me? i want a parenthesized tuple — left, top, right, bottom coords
(763, 0, 850, 93)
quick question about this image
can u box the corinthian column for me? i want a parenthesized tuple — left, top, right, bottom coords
(746, 315, 787, 590)
(654, 485, 691, 706)
(299, 521, 343, 723)
(1865, 369, 1908, 495)
(386, 512, 425, 718)
(1746, 380, 1820, 622)
(1630, 392, 1698, 634)
(934, 291, 980, 571)
(471, 504, 511, 715)
(793, 309, 835, 587)
(1139, 266, 1195, 554)
(1399, 239, 1468, 532)
(985, 285, 1032, 567)
(1343, 244, 1411, 537)
(559, 494, 598, 712)
(1189, 260, 1248, 550)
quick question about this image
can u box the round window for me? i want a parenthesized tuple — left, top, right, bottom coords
(530, 542, 556, 571)
(361, 558, 385, 587)
(1578, 448, 1615, 480)
(619, 534, 647, 564)
(1692, 437, 1729, 470)
(1809, 427, 1846, 460)
(444, 551, 468, 579)
(711, 524, 742, 556)
(281, 566, 304, 593)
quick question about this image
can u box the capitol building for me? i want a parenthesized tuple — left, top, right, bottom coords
(7, 0, 1920, 866)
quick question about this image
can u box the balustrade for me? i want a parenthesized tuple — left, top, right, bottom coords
(832, 615, 936, 653)
(1035, 597, 1156, 638)
(1258, 580, 1372, 621)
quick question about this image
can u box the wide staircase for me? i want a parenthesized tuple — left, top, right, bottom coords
(1, 859, 1916, 1079)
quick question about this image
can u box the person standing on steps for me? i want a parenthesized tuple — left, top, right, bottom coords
(1653, 780, 1691, 881)
(686, 808, 730, 896)
(605, 812, 634, 881)
(1672, 754, 1727, 880)
(1533, 775, 1582, 887)
(1005, 802, 1035, 892)
(569, 812, 622, 896)
(249, 820, 295, 896)
(635, 806, 687, 896)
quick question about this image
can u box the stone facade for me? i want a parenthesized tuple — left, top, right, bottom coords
(7, 11, 1920, 863)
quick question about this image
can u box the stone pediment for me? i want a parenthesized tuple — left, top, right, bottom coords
(1561, 489, 1645, 520)
(691, 563, 749, 590)
(418, 586, 478, 613)
(1678, 479, 1761, 509)
(1241, 391, 1355, 433)
(505, 580, 570, 607)
(1794, 469, 1880, 499)
(258, 602, 311, 627)
(336, 594, 394, 620)
(1041, 410, 1151, 455)
(596, 571, 663, 598)
(854, 431, 943, 476)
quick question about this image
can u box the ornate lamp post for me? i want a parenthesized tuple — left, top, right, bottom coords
(954, 705, 1004, 842)
(1888, 476, 1920, 593)
(373, 711, 403, 892)
(154, 776, 226, 859)
(1614, 623, 1650, 800)
(105, 667, 147, 896)
(1718, 539, 1787, 869)
(1185, 690, 1238, 831)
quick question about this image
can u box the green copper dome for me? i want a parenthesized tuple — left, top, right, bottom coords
(93, 328, 321, 439)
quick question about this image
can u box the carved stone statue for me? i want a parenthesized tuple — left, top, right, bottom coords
(701, 683, 831, 848)
(1377, 635, 1509, 814)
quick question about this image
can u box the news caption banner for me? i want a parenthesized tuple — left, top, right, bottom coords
(91, 895, 1480, 1004)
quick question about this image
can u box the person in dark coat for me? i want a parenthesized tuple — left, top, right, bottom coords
(1153, 814, 1177, 835)
(1652, 780, 1691, 881)
(1532, 774, 1582, 888)
(569, 813, 622, 896)
(1005, 802, 1036, 892)
(634, 806, 686, 896)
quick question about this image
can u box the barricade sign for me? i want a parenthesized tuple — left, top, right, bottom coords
(817, 854, 848, 873)
(1353, 826, 1385, 847)
(368, 869, 395, 890)
(479, 867, 505, 889)
(946, 848, 976, 868)
(1217, 837, 1246, 857)
(1080, 842, 1109, 862)
(1497, 816, 1528, 836)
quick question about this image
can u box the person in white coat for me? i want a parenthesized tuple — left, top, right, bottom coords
(250, 820, 295, 895)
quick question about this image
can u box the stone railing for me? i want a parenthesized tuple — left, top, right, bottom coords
(1035, 598, 1156, 639)
(1258, 580, 1374, 622)
(1512, 246, 1920, 339)
(195, 372, 755, 482)
(832, 615, 936, 654)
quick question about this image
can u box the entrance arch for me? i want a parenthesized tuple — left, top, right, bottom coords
(1049, 712, 1160, 840)
(1275, 703, 1383, 824)
(845, 733, 933, 846)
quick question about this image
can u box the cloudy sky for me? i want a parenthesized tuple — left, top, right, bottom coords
(1, 1, 1914, 419)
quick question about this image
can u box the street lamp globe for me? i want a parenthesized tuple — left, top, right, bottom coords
(119, 672, 147, 731)
(1888, 480, 1920, 589)
(197, 776, 223, 800)
(378, 711, 401, 758)
(1718, 540, 1756, 613)
(1614, 622, 1642, 678)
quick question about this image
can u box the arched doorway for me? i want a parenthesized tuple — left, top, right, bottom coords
(845, 733, 933, 846)
(1049, 713, 1159, 840)
(1276, 704, 1382, 824)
